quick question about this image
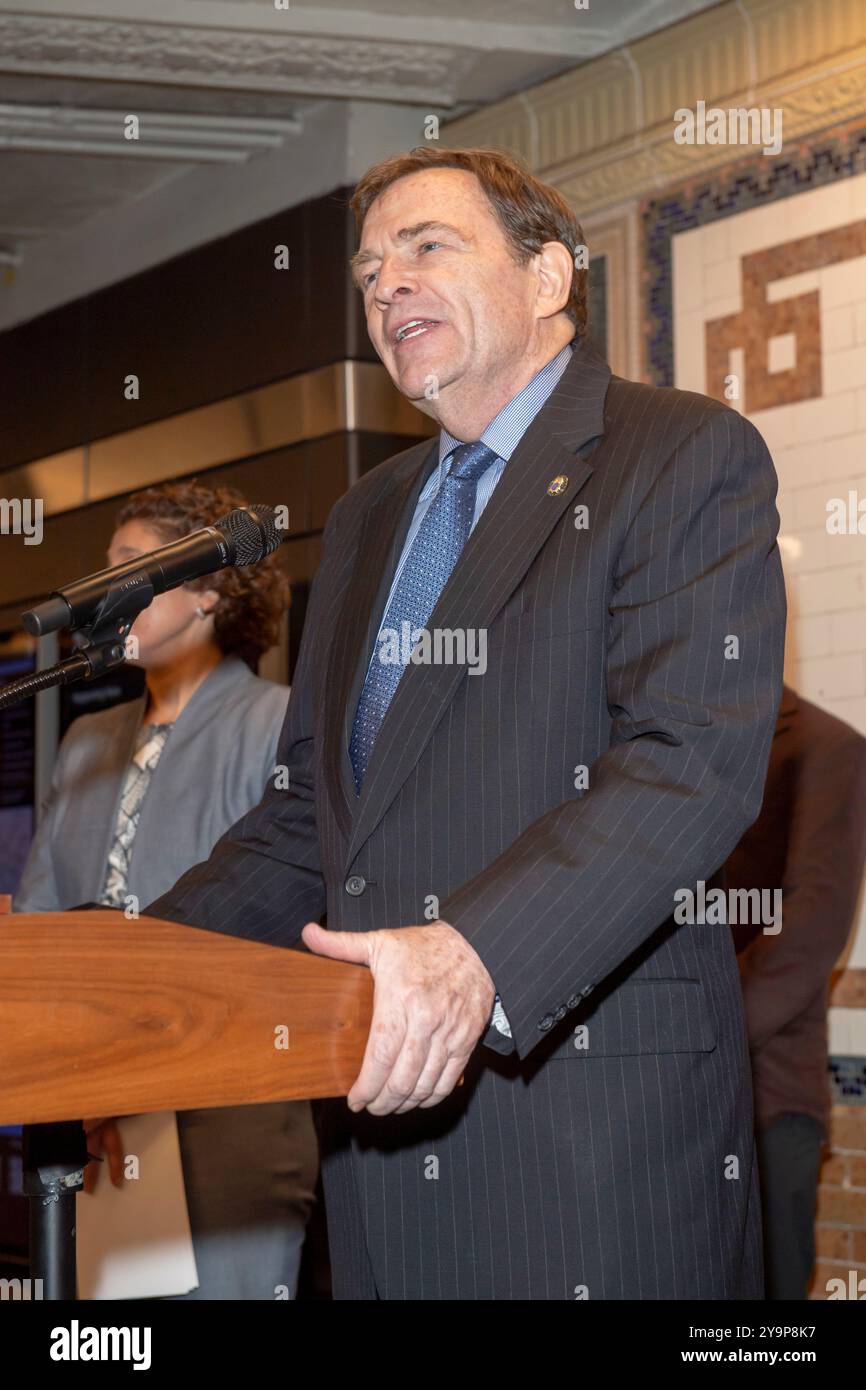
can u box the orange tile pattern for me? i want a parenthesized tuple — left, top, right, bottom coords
(705, 220, 866, 411)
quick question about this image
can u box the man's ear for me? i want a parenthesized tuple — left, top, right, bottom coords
(534, 240, 574, 320)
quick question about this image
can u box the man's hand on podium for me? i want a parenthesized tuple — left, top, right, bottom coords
(82, 1116, 125, 1193)
(301, 920, 495, 1118)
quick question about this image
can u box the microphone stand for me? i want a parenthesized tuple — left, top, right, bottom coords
(2, 573, 155, 1298)
(0, 572, 154, 711)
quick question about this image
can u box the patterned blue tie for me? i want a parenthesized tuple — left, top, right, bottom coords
(349, 440, 499, 792)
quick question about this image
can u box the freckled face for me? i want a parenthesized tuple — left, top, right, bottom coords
(354, 169, 540, 417)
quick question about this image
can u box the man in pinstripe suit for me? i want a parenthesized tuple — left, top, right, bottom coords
(146, 147, 786, 1299)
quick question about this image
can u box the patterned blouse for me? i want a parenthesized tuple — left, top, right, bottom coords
(99, 722, 174, 908)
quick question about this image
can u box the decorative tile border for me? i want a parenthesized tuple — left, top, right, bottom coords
(641, 117, 866, 385)
(830, 1056, 866, 1106)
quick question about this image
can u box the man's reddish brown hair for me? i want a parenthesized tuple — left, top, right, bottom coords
(349, 145, 587, 337)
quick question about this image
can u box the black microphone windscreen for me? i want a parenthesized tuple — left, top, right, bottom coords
(217, 506, 283, 566)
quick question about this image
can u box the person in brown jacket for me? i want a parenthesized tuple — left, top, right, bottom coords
(725, 684, 866, 1299)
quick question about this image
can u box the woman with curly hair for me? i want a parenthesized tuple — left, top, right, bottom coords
(14, 479, 318, 1300)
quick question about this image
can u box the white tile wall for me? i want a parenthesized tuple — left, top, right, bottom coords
(823, 304, 855, 352)
(829, 1007, 866, 1054)
(768, 332, 797, 373)
(673, 171, 866, 980)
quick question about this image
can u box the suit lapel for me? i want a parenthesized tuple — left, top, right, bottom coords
(322, 438, 438, 839)
(343, 335, 612, 865)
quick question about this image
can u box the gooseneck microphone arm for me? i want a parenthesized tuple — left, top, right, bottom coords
(0, 506, 284, 711)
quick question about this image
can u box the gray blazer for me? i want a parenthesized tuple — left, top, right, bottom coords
(146, 336, 786, 1300)
(14, 654, 289, 913)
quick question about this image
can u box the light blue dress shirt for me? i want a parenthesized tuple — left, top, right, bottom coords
(371, 339, 574, 1041)
(379, 340, 574, 619)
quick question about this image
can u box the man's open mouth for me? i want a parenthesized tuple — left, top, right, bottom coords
(394, 319, 439, 344)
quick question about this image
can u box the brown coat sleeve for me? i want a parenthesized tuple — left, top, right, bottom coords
(739, 719, 866, 1051)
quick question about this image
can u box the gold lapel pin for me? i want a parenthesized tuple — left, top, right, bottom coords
(547, 475, 568, 495)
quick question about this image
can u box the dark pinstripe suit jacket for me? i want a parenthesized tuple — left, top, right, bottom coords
(146, 335, 786, 1299)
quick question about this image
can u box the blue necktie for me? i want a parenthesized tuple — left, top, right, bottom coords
(349, 440, 499, 792)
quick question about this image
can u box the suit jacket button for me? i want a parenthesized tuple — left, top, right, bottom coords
(554, 1006, 567, 1021)
(345, 875, 366, 896)
(566, 995, 580, 1009)
(538, 1014, 554, 1031)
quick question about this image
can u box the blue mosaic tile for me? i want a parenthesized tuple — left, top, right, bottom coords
(587, 250, 608, 362)
(829, 1055, 866, 1106)
(642, 123, 866, 385)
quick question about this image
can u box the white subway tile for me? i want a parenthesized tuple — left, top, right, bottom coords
(845, 909, 866, 970)
(824, 305, 856, 352)
(768, 332, 797, 374)
(823, 345, 866, 396)
(787, 564, 866, 615)
(784, 433, 866, 492)
(767, 269, 820, 303)
(701, 218, 730, 265)
(831, 611, 866, 655)
(794, 612, 835, 658)
(797, 652, 864, 701)
(820, 256, 866, 309)
(673, 306, 710, 392)
(789, 478, 862, 530)
(829, 1007, 866, 1056)
(848, 170, 866, 220)
(756, 393, 857, 447)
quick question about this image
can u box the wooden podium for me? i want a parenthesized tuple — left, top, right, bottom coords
(0, 908, 373, 1298)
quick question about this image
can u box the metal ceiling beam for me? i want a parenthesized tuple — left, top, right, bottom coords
(0, 103, 304, 162)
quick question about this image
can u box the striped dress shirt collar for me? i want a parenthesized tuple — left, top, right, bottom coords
(432, 338, 574, 483)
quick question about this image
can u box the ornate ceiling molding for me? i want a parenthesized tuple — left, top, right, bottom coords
(0, 101, 304, 161)
(556, 60, 866, 215)
(445, 0, 866, 216)
(0, 12, 479, 106)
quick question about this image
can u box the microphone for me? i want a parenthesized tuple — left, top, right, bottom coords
(22, 505, 284, 638)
